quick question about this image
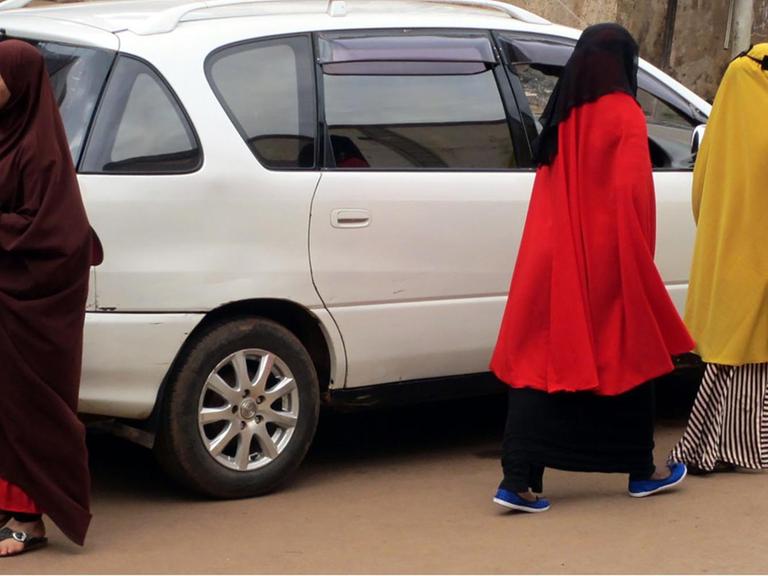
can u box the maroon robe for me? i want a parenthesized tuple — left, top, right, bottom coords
(0, 39, 101, 545)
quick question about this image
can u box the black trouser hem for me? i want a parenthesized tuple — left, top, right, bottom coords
(501, 460, 656, 493)
(0, 510, 42, 523)
(500, 461, 545, 493)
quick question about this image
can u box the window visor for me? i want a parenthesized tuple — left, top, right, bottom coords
(318, 31, 498, 75)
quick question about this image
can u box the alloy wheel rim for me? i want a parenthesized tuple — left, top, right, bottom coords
(197, 348, 299, 471)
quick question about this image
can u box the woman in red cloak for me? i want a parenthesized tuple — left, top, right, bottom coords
(0, 40, 102, 554)
(490, 24, 693, 513)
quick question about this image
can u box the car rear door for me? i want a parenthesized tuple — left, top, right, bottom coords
(309, 29, 535, 389)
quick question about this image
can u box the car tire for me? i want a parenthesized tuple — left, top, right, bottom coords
(154, 316, 320, 498)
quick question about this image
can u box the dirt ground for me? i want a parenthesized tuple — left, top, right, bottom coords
(4, 394, 768, 574)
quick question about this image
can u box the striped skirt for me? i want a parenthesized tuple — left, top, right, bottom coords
(671, 363, 768, 471)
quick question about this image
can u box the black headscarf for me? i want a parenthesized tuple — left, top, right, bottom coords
(533, 23, 640, 166)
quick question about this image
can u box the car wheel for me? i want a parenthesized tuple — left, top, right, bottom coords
(155, 317, 320, 498)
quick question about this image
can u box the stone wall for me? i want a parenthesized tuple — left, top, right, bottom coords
(517, 0, 616, 27)
(520, 0, 766, 101)
(617, 0, 669, 64)
(664, 1, 734, 101)
(755, 0, 768, 42)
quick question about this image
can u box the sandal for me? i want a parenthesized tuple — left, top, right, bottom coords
(0, 527, 48, 557)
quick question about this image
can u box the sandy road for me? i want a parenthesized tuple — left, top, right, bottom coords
(5, 392, 768, 574)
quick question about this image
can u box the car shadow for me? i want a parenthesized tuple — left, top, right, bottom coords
(85, 370, 697, 502)
(85, 393, 507, 502)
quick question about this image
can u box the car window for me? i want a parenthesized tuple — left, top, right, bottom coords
(497, 33, 699, 169)
(318, 31, 517, 170)
(514, 64, 697, 169)
(81, 56, 201, 174)
(637, 89, 697, 168)
(513, 62, 560, 127)
(207, 35, 316, 170)
(82, 57, 202, 174)
(31, 40, 115, 166)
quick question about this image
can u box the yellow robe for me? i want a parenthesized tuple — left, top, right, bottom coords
(685, 44, 768, 365)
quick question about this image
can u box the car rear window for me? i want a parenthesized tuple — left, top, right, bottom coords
(81, 56, 202, 174)
(207, 35, 316, 170)
(32, 40, 115, 165)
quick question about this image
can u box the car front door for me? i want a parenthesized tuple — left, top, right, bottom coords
(496, 31, 709, 312)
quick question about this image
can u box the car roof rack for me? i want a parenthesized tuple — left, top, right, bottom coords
(130, 0, 278, 35)
(420, 1, 549, 25)
(323, 0, 550, 24)
(0, 0, 34, 12)
(130, 0, 549, 35)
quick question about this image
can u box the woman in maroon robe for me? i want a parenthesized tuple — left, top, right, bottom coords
(490, 24, 693, 513)
(0, 39, 101, 554)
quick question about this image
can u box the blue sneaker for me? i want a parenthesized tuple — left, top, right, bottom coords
(628, 462, 687, 498)
(493, 488, 551, 513)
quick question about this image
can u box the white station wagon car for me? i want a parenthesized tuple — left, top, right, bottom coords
(0, 0, 711, 497)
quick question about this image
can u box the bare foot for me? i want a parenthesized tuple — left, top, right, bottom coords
(0, 518, 46, 557)
(517, 491, 538, 502)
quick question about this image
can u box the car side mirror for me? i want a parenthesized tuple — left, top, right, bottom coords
(691, 124, 707, 155)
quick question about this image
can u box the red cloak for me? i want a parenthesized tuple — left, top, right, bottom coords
(491, 92, 693, 396)
(0, 40, 101, 545)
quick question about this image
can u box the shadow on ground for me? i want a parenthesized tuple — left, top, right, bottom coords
(86, 369, 699, 502)
(86, 393, 509, 502)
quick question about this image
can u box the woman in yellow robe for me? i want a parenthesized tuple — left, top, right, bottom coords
(671, 44, 768, 472)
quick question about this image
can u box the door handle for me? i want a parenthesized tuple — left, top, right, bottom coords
(331, 209, 371, 229)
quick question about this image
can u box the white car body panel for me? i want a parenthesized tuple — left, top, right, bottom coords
(311, 172, 532, 387)
(0, 0, 710, 417)
(79, 169, 322, 313)
(652, 171, 699, 311)
(0, 14, 120, 49)
(79, 312, 202, 418)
